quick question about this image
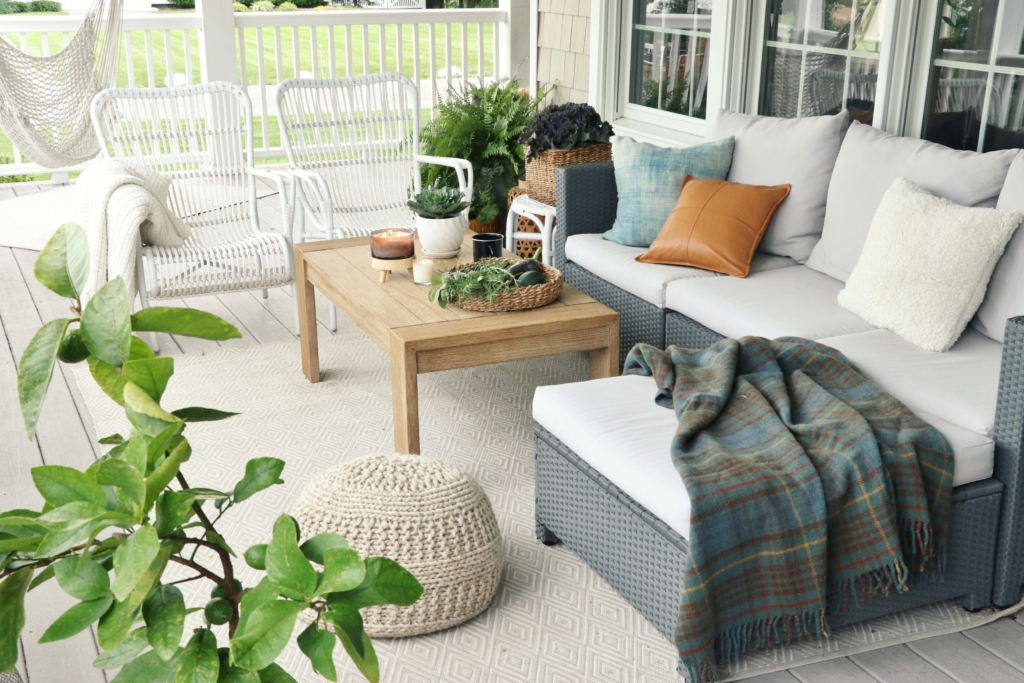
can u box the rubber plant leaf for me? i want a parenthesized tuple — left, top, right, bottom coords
(0, 567, 33, 672)
(233, 458, 285, 504)
(53, 555, 110, 601)
(131, 307, 241, 341)
(265, 515, 317, 601)
(143, 585, 186, 661)
(81, 277, 132, 366)
(229, 599, 306, 672)
(18, 318, 71, 439)
(39, 596, 114, 643)
(33, 223, 89, 300)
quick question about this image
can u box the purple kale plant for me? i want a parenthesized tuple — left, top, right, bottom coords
(518, 102, 613, 161)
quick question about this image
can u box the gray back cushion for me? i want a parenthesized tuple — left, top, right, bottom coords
(806, 122, 1018, 282)
(973, 151, 1024, 342)
(709, 109, 849, 264)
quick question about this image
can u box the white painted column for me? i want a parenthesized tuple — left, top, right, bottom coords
(501, 0, 531, 81)
(197, 0, 238, 84)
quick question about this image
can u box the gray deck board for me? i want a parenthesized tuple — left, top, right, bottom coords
(909, 633, 1024, 683)
(962, 617, 1024, 673)
(4, 182, 1024, 683)
(851, 645, 958, 683)
(791, 657, 880, 683)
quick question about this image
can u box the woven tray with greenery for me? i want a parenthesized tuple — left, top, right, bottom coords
(429, 257, 563, 312)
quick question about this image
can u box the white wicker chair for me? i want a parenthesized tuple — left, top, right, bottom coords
(276, 73, 472, 330)
(91, 82, 297, 350)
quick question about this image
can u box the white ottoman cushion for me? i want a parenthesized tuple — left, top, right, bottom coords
(534, 370, 994, 541)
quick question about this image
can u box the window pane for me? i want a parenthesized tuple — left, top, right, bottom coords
(984, 73, 1024, 149)
(759, 0, 883, 119)
(628, 0, 713, 120)
(933, 0, 998, 64)
(923, 65, 987, 150)
(921, 0, 1024, 151)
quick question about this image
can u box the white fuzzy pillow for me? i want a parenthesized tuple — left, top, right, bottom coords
(838, 178, 1023, 352)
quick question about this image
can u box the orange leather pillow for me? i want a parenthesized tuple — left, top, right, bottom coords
(636, 176, 791, 277)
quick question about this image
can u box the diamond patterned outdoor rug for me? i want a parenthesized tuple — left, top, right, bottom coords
(73, 318, 1010, 682)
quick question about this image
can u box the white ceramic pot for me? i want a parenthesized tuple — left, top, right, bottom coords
(415, 213, 469, 257)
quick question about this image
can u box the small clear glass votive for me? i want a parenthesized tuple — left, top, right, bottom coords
(413, 259, 434, 284)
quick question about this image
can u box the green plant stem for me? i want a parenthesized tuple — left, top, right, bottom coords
(175, 472, 241, 636)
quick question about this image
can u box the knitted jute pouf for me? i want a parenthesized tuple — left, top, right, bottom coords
(290, 454, 503, 637)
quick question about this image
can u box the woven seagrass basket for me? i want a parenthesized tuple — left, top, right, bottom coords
(447, 257, 563, 312)
(524, 142, 612, 205)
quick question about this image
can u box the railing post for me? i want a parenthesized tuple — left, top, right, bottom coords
(197, 0, 238, 84)
(499, 0, 529, 81)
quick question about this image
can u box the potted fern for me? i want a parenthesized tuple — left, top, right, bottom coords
(518, 103, 614, 206)
(420, 77, 548, 233)
(407, 186, 470, 258)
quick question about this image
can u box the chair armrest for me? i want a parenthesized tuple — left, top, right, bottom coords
(285, 167, 334, 241)
(992, 314, 1024, 605)
(414, 154, 474, 202)
(553, 162, 617, 271)
(247, 167, 296, 238)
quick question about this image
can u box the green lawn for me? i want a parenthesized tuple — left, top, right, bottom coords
(1, 16, 495, 178)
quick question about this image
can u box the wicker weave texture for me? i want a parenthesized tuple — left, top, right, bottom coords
(566, 263, 665, 367)
(552, 162, 618, 271)
(992, 315, 1024, 606)
(534, 426, 1002, 648)
(525, 143, 613, 205)
(665, 311, 726, 349)
(291, 454, 502, 637)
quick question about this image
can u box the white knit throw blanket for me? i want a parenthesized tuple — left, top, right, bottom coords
(75, 159, 191, 304)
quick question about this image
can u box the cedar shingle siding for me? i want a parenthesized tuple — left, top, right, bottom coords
(536, 0, 589, 104)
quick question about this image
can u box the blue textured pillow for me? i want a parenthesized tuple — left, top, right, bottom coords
(604, 136, 735, 247)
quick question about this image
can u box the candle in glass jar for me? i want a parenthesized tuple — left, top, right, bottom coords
(370, 228, 415, 259)
(413, 259, 434, 284)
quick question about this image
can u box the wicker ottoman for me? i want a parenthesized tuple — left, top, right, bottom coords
(291, 454, 503, 637)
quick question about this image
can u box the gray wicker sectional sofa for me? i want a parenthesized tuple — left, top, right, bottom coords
(534, 118, 1024, 678)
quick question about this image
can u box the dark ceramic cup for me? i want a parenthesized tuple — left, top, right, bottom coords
(472, 233, 504, 261)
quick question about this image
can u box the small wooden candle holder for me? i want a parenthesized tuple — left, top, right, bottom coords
(371, 256, 415, 283)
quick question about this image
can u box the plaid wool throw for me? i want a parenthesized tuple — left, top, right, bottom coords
(624, 337, 954, 683)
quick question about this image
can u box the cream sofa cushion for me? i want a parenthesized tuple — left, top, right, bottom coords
(565, 233, 795, 307)
(818, 327, 1001, 439)
(806, 122, 1018, 282)
(974, 151, 1024, 342)
(709, 109, 849, 264)
(664, 266, 875, 340)
(837, 178, 1022, 352)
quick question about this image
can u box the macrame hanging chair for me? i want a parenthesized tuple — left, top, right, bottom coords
(0, 0, 123, 168)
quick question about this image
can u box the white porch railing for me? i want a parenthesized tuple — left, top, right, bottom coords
(0, 5, 512, 177)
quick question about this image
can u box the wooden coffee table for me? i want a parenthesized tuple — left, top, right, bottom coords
(294, 231, 620, 454)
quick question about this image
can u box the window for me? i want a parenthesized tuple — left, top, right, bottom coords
(758, 0, 886, 122)
(921, 0, 1024, 151)
(624, 0, 714, 121)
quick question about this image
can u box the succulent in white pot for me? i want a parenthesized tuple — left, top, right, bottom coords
(408, 186, 471, 258)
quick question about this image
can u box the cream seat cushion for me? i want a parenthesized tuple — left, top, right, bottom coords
(565, 233, 795, 308)
(818, 327, 1001, 439)
(664, 265, 876, 340)
(533, 374, 994, 539)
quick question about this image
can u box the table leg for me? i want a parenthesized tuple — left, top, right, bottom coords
(589, 322, 620, 380)
(295, 248, 320, 383)
(391, 336, 420, 454)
